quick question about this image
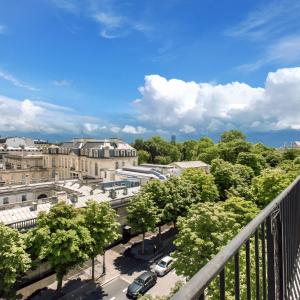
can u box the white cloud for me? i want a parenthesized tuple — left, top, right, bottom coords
(94, 12, 122, 29)
(237, 35, 300, 71)
(110, 126, 121, 133)
(122, 125, 146, 134)
(134, 68, 300, 133)
(179, 125, 196, 134)
(50, 0, 151, 39)
(0, 70, 38, 91)
(49, 0, 80, 14)
(52, 79, 72, 87)
(226, 0, 300, 40)
(0, 95, 109, 134)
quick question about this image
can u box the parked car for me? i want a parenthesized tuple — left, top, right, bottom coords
(154, 256, 173, 276)
(127, 271, 157, 299)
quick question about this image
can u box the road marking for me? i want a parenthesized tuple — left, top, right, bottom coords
(123, 288, 127, 292)
(120, 276, 132, 284)
(109, 297, 116, 300)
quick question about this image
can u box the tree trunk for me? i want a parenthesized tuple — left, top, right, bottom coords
(142, 232, 145, 255)
(102, 251, 106, 275)
(92, 256, 95, 281)
(56, 271, 64, 292)
(158, 225, 162, 246)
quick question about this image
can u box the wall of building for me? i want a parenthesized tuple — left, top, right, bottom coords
(43, 154, 138, 180)
(0, 169, 50, 185)
(0, 187, 54, 206)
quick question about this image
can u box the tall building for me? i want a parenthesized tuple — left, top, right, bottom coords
(171, 135, 176, 144)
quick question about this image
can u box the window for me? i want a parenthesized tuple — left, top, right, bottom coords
(95, 163, 98, 176)
(3, 197, 9, 204)
(104, 171, 107, 178)
(115, 162, 119, 169)
(122, 161, 125, 167)
(21, 195, 27, 202)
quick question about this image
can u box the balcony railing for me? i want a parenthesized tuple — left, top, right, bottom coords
(172, 176, 300, 300)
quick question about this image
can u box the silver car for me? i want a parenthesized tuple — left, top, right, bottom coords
(154, 256, 173, 276)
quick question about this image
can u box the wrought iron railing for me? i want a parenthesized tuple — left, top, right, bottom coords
(172, 176, 300, 300)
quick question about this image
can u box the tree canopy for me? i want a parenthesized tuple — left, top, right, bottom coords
(127, 193, 158, 254)
(27, 202, 93, 291)
(0, 223, 31, 297)
(84, 200, 120, 279)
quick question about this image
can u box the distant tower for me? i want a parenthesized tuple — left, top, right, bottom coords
(171, 135, 176, 144)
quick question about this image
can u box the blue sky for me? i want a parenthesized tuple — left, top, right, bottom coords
(1, 0, 300, 145)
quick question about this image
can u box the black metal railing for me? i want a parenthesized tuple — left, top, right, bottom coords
(172, 176, 300, 300)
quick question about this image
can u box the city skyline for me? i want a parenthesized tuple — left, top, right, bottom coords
(1, 0, 300, 145)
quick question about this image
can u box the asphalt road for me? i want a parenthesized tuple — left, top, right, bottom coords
(85, 268, 182, 300)
(85, 277, 129, 300)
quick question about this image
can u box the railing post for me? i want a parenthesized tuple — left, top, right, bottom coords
(276, 209, 284, 300)
(266, 216, 275, 300)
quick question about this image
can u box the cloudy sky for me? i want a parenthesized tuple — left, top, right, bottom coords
(1, 0, 300, 145)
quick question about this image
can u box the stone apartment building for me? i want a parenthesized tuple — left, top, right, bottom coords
(43, 138, 138, 180)
(0, 137, 138, 185)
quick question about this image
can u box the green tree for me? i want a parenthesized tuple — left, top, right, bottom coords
(132, 138, 146, 151)
(265, 150, 282, 167)
(154, 155, 172, 165)
(141, 180, 169, 241)
(236, 152, 266, 175)
(211, 159, 254, 200)
(0, 223, 31, 298)
(84, 200, 120, 280)
(282, 148, 300, 160)
(221, 197, 259, 226)
(220, 130, 246, 143)
(181, 168, 219, 202)
(127, 193, 158, 254)
(197, 146, 220, 164)
(138, 150, 150, 164)
(252, 168, 295, 208)
(172, 202, 240, 278)
(181, 140, 197, 160)
(210, 159, 236, 200)
(218, 140, 252, 163)
(162, 176, 193, 226)
(27, 202, 93, 292)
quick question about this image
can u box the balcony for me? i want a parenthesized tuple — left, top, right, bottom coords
(172, 176, 300, 300)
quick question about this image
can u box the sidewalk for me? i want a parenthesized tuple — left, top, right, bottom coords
(18, 225, 176, 300)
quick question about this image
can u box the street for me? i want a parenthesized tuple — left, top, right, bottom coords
(84, 261, 182, 299)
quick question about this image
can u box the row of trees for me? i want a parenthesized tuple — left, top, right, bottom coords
(0, 200, 120, 298)
(127, 131, 300, 299)
(133, 130, 300, 168)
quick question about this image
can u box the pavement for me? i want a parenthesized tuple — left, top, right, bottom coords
(18, 225, 183, 300)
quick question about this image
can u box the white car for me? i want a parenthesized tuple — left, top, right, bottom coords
(154, 256, 173, 276)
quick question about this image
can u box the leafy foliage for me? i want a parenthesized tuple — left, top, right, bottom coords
(84, 200, 120, 258)
(162, 176, 193, 224)
(173, 202, 241, 278)
(84, 200, 120, 278)
(27, 202, 93, 291)
(220, 130, 246, 143)
(138, 150, 151, 164)
(236, 152, 266, 175)
(127, 193, 158, 254)
(181, 168, 219, 202)
(252, 168, 295, 208)
(0, 224, 31, 297)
